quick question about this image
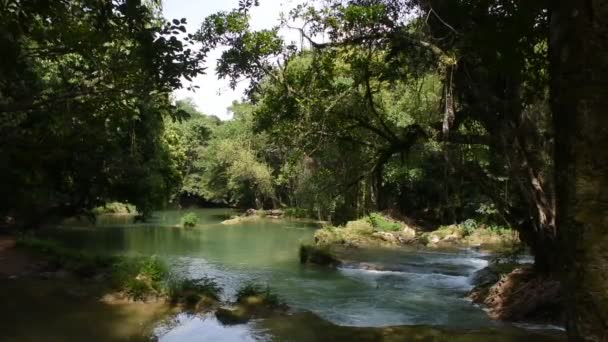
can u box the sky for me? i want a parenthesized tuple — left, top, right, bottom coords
(162, 0, 302, 120)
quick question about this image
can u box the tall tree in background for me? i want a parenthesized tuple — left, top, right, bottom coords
(550, 1, 608, 339)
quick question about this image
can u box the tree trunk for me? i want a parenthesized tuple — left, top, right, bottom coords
(550, 1, 608, 339)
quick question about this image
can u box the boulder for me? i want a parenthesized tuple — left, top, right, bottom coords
(470, 266, 500, 287)
(267, 209, 284, 217)
(401, 226, 416, 239)
(372, 231, 398, 243)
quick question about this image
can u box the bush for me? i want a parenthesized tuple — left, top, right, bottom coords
(366, 212, 402, 232)
(181, 212, 199, 228)
(460, 219, 478, 236)
(235, 282, 281, 307)
(111, 256, 169, 298)
(125, 278, 150, 301)
(283, 207, 308, 218)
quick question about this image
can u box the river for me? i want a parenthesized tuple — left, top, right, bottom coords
(0, 208, 565, 341)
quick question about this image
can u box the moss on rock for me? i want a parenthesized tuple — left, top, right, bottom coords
(299, 244, 341, 266)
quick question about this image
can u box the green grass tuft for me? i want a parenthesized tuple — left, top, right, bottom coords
(167, 276, 222, 305)
(180, 212, 199, 228)
(235, 282, 282, 308)
(366, 212, 402, 232)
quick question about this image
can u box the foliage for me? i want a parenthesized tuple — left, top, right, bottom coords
(16, 236, 117, 276)
(187, 102, 276, 208)
(283, 207, 308, 219)
(460, 219, 478, 237)
(180, 213, 199, 228)
(367, 213, 402, 232)
(111, 256, 169, 296)
(0, 0, 205, 226)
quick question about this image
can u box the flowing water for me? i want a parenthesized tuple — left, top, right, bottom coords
(0, 209, 565, 341)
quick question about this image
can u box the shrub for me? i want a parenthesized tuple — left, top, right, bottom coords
(366, 212, 402, 232)
(111, 256, 169, 298)
(460, 219, 478, 236)
(235, 282, 281, 307)
(125, 278, 150, 301)
(284, 207, 308, 218)
(181, 212, 199, 228)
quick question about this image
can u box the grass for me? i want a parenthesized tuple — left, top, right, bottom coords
(180, 212, 199, 228)
(166, 276, 222, 306)
(110, 256, 169, 297)
(235, 282, 282, 308)
(16, 236, 118, 276)
(366, 212, 402, 232)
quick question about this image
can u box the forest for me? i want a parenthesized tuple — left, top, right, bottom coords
(0, 0, 606, 341)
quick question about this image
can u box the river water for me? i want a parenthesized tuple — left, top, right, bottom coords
(0, 208, 565, 341)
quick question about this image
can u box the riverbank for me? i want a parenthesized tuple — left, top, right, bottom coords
(221, 208, 325, 225)
(468, 264, 564, 325)
(312, 213, 519, 251)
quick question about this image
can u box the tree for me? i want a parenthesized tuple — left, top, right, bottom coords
(0, 0, 204, 224)
(193, 102, 276, 208)
(550, 1, 608, 339)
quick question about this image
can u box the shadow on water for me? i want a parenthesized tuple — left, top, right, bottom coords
(0, 279, 175, 342)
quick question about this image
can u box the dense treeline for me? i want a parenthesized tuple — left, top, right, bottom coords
(0, 0, 606, 339)
(0, 0, 203, 224)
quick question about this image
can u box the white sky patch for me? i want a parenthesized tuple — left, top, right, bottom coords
(162, 0, 303, 120)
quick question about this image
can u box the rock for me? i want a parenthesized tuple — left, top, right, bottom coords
(245, 209, 257, 216)
(299, 244, 341, 266)
(215, 307, 250, 325)
(372, 232, 398, 243)
(470, 266, 500, 287)
(267, 209, 284, 217)
(401, 226, 416, 239)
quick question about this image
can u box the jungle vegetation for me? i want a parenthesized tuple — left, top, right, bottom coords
(0, 0, 606, 339)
